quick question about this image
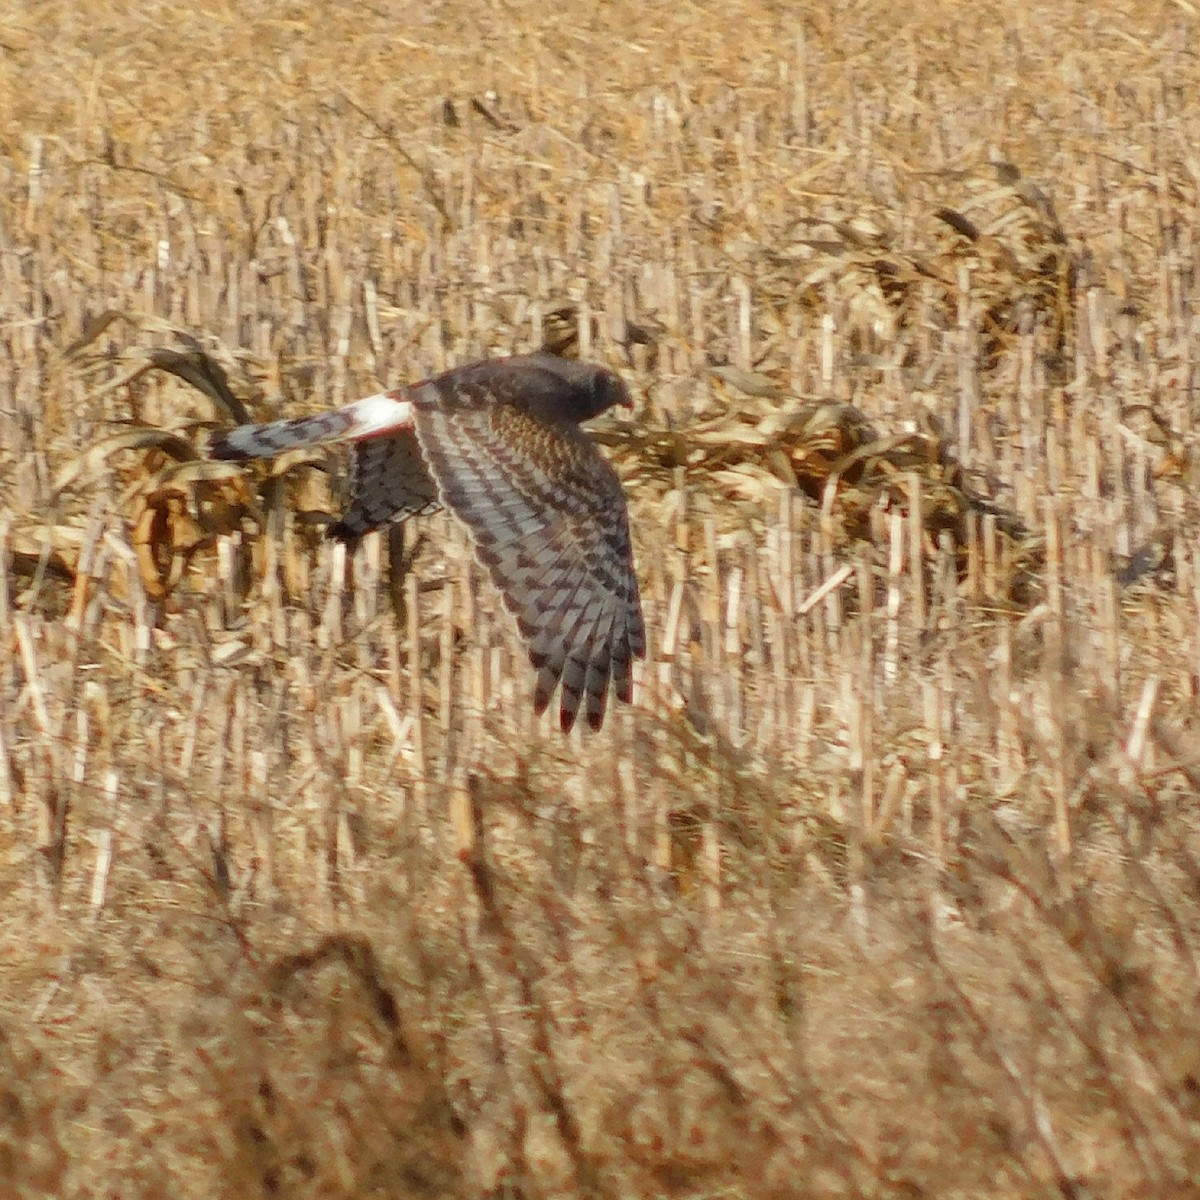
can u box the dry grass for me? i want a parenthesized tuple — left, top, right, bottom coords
(4, 1, 1200, 1195)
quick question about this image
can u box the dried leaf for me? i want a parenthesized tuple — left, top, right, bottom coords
(54, 428, 199, 495)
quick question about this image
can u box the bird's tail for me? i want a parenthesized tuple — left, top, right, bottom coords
(208, 392, 414, 460)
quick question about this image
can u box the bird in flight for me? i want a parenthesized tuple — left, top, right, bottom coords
(209, 353, 645, 731)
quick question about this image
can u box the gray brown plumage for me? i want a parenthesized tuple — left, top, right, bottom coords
(210, 353, 644, 731)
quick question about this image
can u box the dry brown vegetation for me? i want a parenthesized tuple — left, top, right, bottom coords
(4, 1, 1200, 1196)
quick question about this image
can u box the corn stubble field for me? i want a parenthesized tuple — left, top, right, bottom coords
(4, 0, 1200, 1195)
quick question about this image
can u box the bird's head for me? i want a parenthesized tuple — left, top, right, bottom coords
(525, 354, 632, 423)
(585, 365, 634, 420)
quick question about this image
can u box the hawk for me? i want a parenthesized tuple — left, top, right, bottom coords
(209, 353, 645, 732)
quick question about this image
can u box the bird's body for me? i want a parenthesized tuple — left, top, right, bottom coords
(210, 353, 644, 731)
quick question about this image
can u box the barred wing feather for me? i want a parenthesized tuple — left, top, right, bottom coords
(414, 403, 644, 731)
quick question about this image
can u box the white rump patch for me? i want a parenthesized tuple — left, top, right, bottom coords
(342, 392, 415, 440)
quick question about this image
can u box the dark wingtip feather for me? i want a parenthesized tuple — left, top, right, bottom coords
(583, 635, 613, 732)
(559, 682, 584, 732)
(611, 630, 634, 704)
(532, 661, 560, 716)
(584, 684, 609, 729)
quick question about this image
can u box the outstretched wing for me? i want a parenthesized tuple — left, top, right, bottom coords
(413, 401, 644, 732)
(327, 430, 441, 542)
